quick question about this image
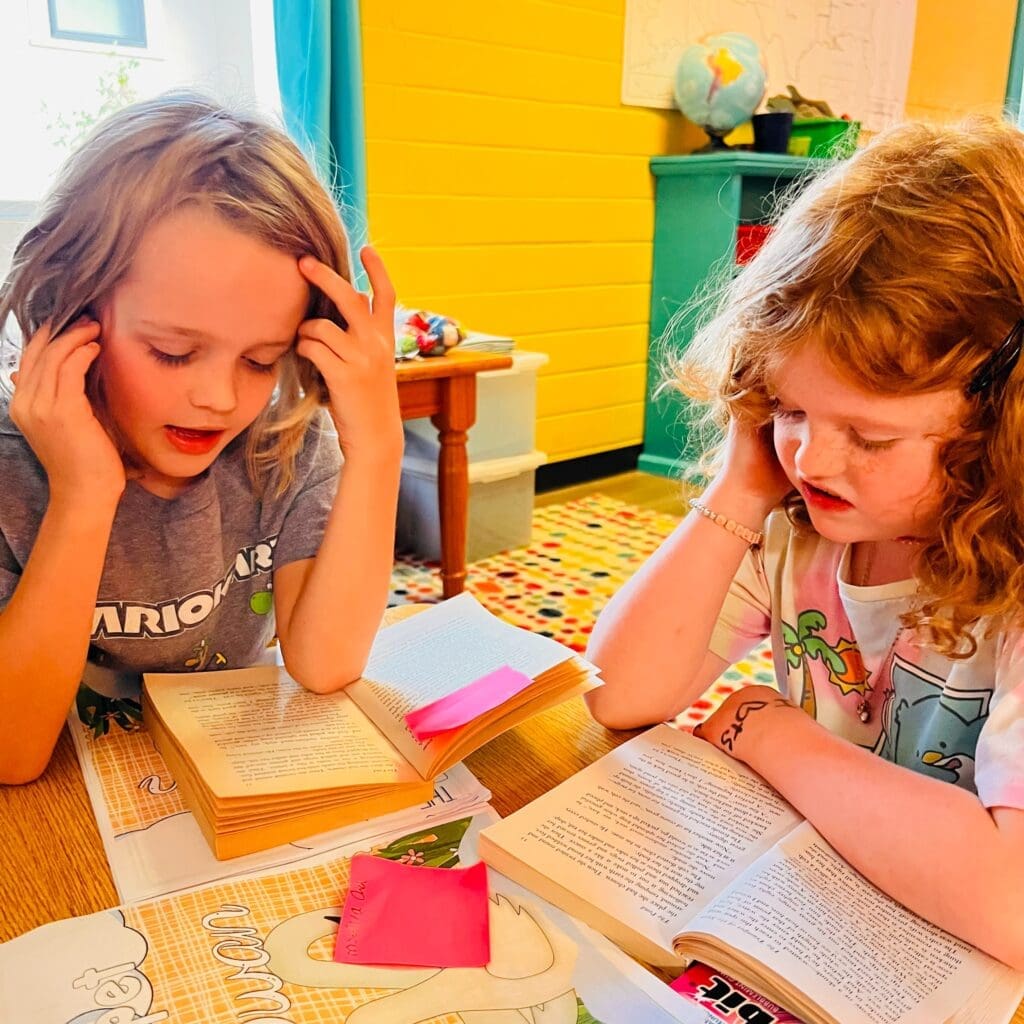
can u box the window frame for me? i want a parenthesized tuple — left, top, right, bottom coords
(27, 0, 159, 58)
(46, 0, 147, 49)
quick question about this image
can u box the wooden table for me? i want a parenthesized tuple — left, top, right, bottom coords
(4, 706, 1022, 1023)
(396, 350, 513, 598)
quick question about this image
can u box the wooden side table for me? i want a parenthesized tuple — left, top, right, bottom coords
(396, 350, 513, 596)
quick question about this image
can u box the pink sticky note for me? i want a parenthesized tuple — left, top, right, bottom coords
(334, 855, 490, 967)
(404, 665, 533, 741)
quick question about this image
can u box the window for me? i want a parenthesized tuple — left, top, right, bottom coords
(47, 0, 147, 48)
(0, 1, 279, 278)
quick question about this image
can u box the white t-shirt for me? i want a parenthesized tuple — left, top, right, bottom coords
(710, 512, 1024, 810)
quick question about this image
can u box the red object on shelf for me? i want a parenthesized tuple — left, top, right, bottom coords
(736, 223, 771, 265)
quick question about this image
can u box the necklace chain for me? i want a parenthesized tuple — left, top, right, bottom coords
(856, 541, 877, 588)
(854, 537, 923, 588)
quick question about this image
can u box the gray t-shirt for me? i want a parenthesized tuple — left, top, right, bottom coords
(0, 401, 341, 698)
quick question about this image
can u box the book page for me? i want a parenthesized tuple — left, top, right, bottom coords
(348, 592, 586, 772)
(144, 667, 422, 799)
(683, 822, 1015, 1024)
(481, 726, 801, 956)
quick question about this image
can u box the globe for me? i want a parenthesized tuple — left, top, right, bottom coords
(673, 32, 766, 147)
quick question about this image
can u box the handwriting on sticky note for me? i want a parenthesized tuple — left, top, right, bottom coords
(334, 855, 490, 967)
(404, 665, 533, 741)
(339, 879, 368, 959)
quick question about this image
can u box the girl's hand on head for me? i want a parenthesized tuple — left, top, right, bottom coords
(709, 417, 794, 520)
(10, 319, 126, 505)
(296, 247, 403, 463)
(692, 684, 799, 764)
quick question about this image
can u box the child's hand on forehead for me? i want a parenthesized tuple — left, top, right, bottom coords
(10, 318, 126, 505)
(295, 247, 402, 462)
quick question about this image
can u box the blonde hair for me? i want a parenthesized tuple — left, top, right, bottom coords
(675, 116, 1024, 657)
(0, 90, 352, 494)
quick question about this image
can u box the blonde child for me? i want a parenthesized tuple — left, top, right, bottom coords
(587, 117, 1024, 969)
(0, 92, 402, 784)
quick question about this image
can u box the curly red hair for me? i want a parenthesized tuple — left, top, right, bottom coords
(672, 116, 1024, 657)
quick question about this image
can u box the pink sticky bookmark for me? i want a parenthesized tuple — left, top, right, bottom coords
(404, 665, 533, 741)
(334, 856, 490, 967)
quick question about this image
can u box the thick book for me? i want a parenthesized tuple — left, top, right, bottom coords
(143, 594, 598, 860)
(479, 725, 1024, 1024)
(68, 697, 490, 902)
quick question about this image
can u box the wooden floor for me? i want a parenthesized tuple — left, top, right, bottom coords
(535, 469, 692, 517)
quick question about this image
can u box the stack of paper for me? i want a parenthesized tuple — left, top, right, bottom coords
(459, 330, 516, 352)
(144, 669, 436, 860)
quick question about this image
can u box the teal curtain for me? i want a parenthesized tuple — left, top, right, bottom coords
(1008, 1, 1024, 125)
(273, 0, 367, 273)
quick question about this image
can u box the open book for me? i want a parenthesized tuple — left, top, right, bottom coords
(144, 594, 598, 859)
(479, 725, 1024, 1024)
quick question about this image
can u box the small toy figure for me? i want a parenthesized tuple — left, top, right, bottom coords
(395, 307, 465, 359)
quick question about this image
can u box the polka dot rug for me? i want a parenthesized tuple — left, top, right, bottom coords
(390, 493, 776, 729)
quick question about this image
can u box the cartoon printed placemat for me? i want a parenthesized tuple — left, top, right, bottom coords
(70, 714, 185, 836)
(0, 811, 714, 1024)
(124, 820, 477, 1022)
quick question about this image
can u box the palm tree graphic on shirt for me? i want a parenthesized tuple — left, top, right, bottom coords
(781, 609, 870, 720)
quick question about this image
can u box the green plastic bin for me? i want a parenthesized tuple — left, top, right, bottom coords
(787, 118, 860, 158)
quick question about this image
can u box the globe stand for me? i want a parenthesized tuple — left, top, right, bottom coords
(694, 126, 733, 154)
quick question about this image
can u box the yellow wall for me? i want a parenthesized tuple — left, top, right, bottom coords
(906, 0, 1017, 121)
(363, 1, 1018, 465)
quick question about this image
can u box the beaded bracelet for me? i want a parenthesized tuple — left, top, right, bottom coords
(687, 498, 765, 549)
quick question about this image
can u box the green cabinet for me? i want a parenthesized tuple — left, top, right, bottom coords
(638, 153, 816, 478)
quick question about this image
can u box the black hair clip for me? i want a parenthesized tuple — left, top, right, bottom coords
(967, 319, 1024, 397)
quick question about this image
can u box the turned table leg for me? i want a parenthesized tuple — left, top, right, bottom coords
(432, 375, 476, 598)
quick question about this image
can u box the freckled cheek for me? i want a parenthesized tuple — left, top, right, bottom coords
(848, 451, 883, 477)
(857, 456, 940, 522)
(772, 422, 791, 459)
(843, 456, 894, 515)
(772, 425, 800, 479)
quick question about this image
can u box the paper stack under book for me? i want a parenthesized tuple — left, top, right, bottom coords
(144, 594, 599, 859)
